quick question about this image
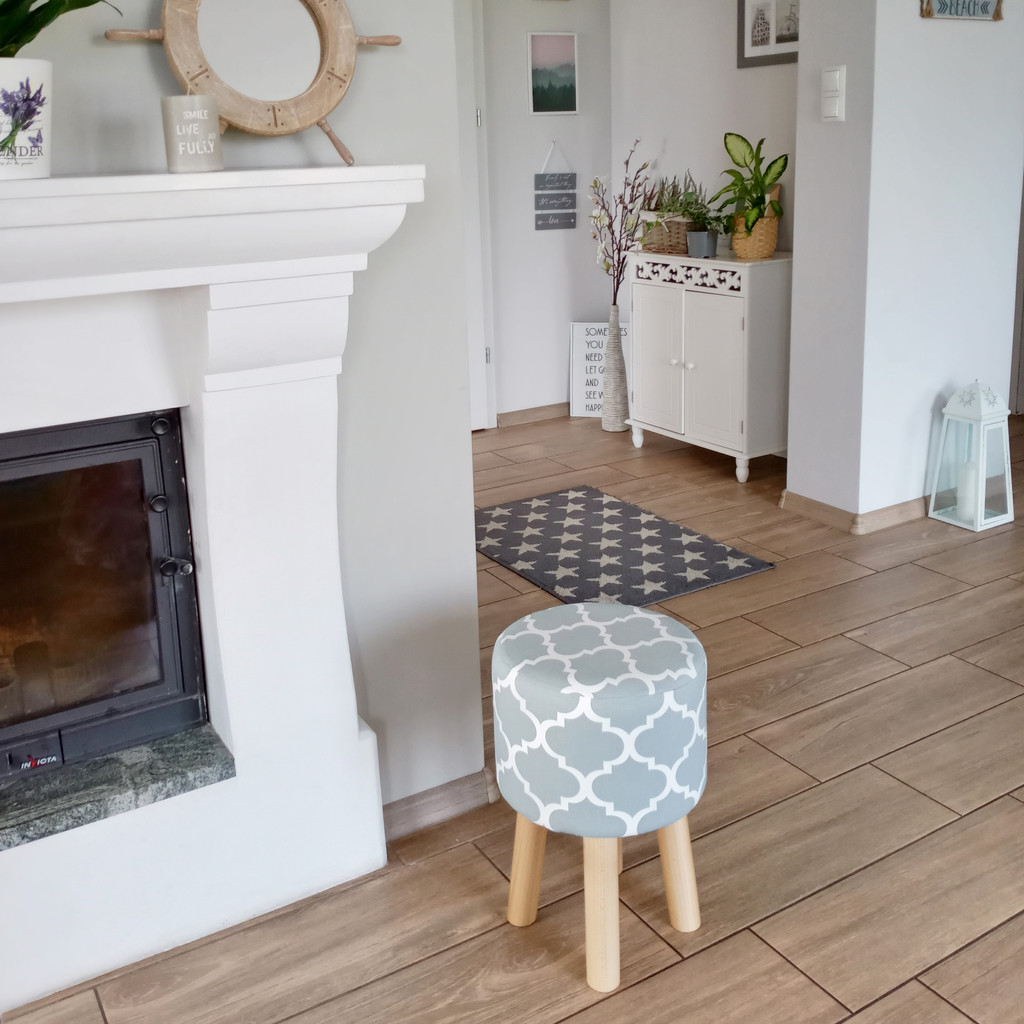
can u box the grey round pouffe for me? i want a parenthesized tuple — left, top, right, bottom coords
(492, 601, 708, 838)
(491, 602, 708, 992)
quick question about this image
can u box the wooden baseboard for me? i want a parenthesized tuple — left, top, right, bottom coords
(496, 402, 569, 428)
(382, 769, 494, 842)
(780, 489, 928, 535)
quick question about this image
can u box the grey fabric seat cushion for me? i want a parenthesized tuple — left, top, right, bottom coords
(493, 602, 708, 838)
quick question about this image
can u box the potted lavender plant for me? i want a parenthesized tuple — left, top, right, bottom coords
(0, 0, 119, 178)
(589, 139, 650, 432)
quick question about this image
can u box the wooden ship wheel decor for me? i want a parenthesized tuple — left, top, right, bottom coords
(106, 0, 400, 165)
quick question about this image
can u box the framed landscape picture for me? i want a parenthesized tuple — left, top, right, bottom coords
(528, 32, 578, 115)
(737, 0, 799, 68)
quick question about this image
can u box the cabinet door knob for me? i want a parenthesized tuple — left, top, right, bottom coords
(669, 358, 680, 366)
(685, 362, 696, 370)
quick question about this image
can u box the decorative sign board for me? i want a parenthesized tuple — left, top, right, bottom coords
(535, 172, 577, 191)
(920, 0, 1002, 18)
(534, 172, 577, 231)
(535, 191, 575, 211)
(569, 321, 631, 417)
(536, 212, 577, 230)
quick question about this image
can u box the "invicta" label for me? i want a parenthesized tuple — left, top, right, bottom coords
(20, 754, 59, 770)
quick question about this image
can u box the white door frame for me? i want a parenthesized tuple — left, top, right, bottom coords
(1010, 173, 1024, 414)
(454, 0, 497, 429)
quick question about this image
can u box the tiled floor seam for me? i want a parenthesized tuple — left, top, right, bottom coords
(866, 760, 964, 818)
(748, 803, 1024, 1011)
(704, 655, 906, 751)
(948, 649, 1024, 688)
(839, 632, 914, 668)
(263, 915, 514, 1024)
(826, 980, 983, 1024)
(755, 577, 976, 649)
(842, 579, 1024, 662)
(848, 686, 1024, 776)
(739, 930, 858, 1019)
(916, 905, 1024, 988)
(546, 959, 685, 1024)
(682, 557, 884, 627)
(725, 788, 959, 933)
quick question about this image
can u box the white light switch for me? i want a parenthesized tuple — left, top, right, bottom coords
(821, 64, 846, 122)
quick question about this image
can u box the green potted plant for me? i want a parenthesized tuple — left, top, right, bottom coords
(640, 175, 691, 254)
(710, 132, 788, 260)
(0, 0, 119, 179)
(678, 171, 731, 259)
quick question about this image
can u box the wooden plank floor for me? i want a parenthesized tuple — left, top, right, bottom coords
(11, 416, 1024, 1024)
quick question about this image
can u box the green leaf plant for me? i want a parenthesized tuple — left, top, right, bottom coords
(0, 0, 120, 59)
(709, 132, 788, 235)
(678, 170, 731, 234)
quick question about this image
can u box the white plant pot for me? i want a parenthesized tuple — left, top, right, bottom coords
(0, 58, 52, 179)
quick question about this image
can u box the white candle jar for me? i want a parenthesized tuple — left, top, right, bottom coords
(161, 94, 224, 172)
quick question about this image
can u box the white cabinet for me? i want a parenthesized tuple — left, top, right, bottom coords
(627, 251, 792, 482)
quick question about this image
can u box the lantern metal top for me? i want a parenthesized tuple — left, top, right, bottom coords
(941, 381, 1009, 422)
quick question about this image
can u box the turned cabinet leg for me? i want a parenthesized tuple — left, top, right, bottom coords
(631, 424, 645, 448)
(583, 836, 621, 992)
(507, 814, 547, 927)
(735, 457, 750, 483)
(658, 816, 701, 932)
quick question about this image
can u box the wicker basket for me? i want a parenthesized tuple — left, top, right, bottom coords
(731, 213, 779, 261)
(640, 212, 691, 255)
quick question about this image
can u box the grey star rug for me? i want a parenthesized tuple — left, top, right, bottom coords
(475, 485, 774, 606)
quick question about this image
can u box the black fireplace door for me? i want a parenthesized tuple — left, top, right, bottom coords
(0, 411, 206, 778)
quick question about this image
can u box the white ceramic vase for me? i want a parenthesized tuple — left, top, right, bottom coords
(601, 303, 629, 432)
(0, 57, 52, 179)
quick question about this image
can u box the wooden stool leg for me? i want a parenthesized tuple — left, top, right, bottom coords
(507, 814, 547, 927)
(583, 836, 620, 992)
(658, 816, 700, 932)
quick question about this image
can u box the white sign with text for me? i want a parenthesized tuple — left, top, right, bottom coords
(569, 321, 631, 417)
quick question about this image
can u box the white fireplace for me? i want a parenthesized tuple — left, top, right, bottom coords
(0, 166, 424, 1010)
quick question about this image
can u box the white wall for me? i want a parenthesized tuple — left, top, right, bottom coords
(483, 0, 613, 415)
(20, 0, 483, 805)
(609, 0, 797, 252)
(330, 0, 484, 803)
(785, 0, 876, 512)
(859, 2, 1024, 511)
(787, 0, 1024, 515)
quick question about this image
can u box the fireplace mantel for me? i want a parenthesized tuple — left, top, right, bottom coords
(0, 166, 425, 1011)
(0, 166, 424, 303)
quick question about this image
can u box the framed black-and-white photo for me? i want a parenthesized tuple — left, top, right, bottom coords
(737, 0, 799, 68)
(528, 32, 578, 115)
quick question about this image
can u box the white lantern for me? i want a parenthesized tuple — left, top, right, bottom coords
(928, 381, 1014, 532)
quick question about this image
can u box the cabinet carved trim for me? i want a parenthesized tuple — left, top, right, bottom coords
(634, 258, 743, 294)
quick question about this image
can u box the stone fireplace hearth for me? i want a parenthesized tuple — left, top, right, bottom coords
(0, 166, 424, 1010)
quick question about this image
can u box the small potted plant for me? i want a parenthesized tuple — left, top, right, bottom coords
(678, 172, 730, 259)
(0, 0, 119, 179)
(710, 132, 788, 260)
(640, 175, 692, 255)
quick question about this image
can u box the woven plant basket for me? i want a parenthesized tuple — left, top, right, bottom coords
(640, 213, 690, 255)
(731, 213, 778, 261)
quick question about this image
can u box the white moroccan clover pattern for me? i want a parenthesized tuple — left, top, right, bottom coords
(493, 603, 707, 838)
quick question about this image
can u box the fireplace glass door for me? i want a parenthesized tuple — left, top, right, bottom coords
(0, 412, 205, 778)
